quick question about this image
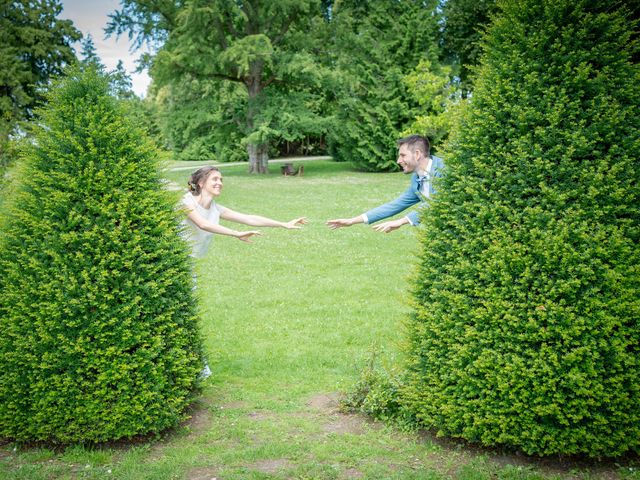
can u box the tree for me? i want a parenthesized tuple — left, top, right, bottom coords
(0, 67, 204, 443)
(404, 0, 640, 456)
(106, 0, 183, 50)
(402, 59, 464, 153)
(80, 33, 104, 70)
(0, 0, 80, 174)
(110, 0, 329, 173)
(439, 0, 497, 93)
(154, 77, 247, 161)
(110, 59, 136, 99)
(324, 0, 442, 171)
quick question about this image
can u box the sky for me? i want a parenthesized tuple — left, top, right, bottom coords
(59, 0, 152, 97)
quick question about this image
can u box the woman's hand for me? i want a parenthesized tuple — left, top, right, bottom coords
(235, 230, 262, 243)
(283, 217, 308, 229)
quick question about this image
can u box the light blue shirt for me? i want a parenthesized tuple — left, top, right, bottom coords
(362, 155, 444, 226)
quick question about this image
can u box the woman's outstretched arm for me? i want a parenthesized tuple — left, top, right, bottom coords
(220, 208, 307, 229)
(186, 209, 262, 242)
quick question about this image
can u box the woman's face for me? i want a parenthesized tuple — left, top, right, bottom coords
(201, 170, 223, 197)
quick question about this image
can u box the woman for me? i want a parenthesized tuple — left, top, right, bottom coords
(182, 166, 307, 258)
(181, 166, 307, 379)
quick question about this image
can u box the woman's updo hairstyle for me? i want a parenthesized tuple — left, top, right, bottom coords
(188, 166, 220, 194)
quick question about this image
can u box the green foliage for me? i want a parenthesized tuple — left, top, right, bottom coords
(107, 0, 474, 170)
(105, 0, 181, 50)
(154, 78, 247, 161)
(402, 59, 466, 153)
(119, 94, 168, 151)
(0, 0, 80, 174)
(326, 0, 442, 171)
(439, 0, 498, 93)
(80, 33, 104, 71)
(341, 348, 406, 423)
(149, 0, 330, 171)
(0, 67, 204, 443)
(0, 160, 635, 479)
(109, 60, 134, 99)
(403, 0, 640, 457)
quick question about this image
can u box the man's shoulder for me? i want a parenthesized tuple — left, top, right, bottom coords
(431, 155, 445, 175)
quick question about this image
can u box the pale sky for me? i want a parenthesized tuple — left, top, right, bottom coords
(59, 0, 152, 97)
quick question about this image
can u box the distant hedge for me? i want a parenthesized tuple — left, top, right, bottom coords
(0, 67, 204, 443)
(403, 0, 640, 457)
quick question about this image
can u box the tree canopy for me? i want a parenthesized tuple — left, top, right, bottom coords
(324, 0, 442, 171)
(0, 0, 80, 172)
(110, 0, 331, 172)
(439, 0, 497, 93)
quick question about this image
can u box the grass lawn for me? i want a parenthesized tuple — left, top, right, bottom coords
(1, 160, 637, 479)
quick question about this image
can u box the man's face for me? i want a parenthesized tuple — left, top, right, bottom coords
(397, 144, 418, 174)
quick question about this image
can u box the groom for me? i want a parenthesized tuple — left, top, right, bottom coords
(326, 134, 444, 233)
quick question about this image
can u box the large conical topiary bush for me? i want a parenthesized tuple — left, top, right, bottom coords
(0, 67, 204, 443)
(403, 0, 640, 456)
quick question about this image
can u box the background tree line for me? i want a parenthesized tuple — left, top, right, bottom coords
(1, 0, 498, 179)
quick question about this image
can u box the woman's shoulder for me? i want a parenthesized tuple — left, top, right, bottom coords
(182, 191, 197, 208)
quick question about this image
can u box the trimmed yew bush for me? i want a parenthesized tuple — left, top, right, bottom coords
(403, 0, 640, 456)
(0, 68, 204, 443)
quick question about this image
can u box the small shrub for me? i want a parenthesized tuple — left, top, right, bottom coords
(341, 349, 406, 423)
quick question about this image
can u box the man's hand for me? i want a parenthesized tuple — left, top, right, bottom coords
(326, 218, 352, 229)
(372, 218, 408, 233)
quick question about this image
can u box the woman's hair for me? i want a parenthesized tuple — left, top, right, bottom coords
(187, 166, 220, 194)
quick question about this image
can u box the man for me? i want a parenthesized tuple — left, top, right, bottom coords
(326, 134, 444, 233)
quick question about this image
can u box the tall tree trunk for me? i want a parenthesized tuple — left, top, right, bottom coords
(246, 143, 269, 174)
(246, 61, 269, 174)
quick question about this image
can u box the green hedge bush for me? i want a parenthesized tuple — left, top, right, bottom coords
(0, 67, 204, 443)
(403, 0, 640, 456)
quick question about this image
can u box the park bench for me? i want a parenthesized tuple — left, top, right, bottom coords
(280, 162, 304, 176)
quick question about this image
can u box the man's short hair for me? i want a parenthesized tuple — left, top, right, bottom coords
(398, 134, 430, 156)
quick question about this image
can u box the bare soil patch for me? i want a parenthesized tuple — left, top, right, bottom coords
(307, 392, 381, 436)
(220, 400, 249, 410)
(343, 467, 364, 478)
(186, 466, 221, 480)
(307, 392, 341, 412)
(246, 411, 272, 421)
(249, 458, 293, 474)
(322, 415, 367, 435)
(180, 400, 214, 439)
(0, 440, 12, 460)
